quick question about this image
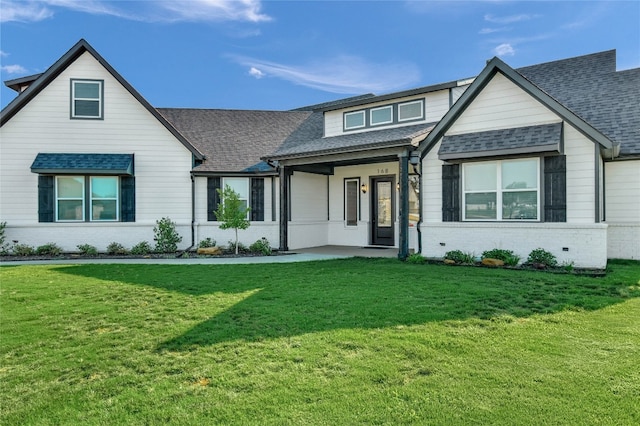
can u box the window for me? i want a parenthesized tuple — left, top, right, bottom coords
(344, 110, 365, 130)
(55, 176, 119, 221)
(71, 79, 103, 119)
(370, 106, 393, 126)
(344, 178, 360, 226)
(398, 100, 423, 122)
(463, 158, 539, 220)
(223, 177, 250, 219)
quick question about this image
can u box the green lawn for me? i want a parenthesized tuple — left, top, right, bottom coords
(1, 259, 639, 425)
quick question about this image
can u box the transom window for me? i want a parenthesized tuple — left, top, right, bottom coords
(463, 158, 539, 221)
(344, 111, 366, 130)
(370, 106, 393, 126)
(71, 79, 103, 119)
(56, 176, 118, 221)
(398, 100, 423, 122)
(223, 177, 250, 219)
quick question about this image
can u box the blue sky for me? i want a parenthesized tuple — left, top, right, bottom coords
(1, 1, 639, 111)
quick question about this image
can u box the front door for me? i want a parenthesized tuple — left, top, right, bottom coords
(371, 176, 395, 246)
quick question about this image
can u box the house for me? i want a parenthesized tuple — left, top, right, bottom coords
(1, 40, 638, 268)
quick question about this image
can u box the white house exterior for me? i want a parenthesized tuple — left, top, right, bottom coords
(1, 40, 638, 268)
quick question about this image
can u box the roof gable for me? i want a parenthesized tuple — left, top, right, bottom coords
(0, 39, 204, 160)
(417, 56, 616, 159)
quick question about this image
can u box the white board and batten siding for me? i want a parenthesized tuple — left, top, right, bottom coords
(0, 51, 195, 251)
(605, 160, 640, 260)
(418, 72, 608, 268)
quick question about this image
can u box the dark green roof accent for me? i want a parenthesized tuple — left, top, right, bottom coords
(418, 55, 616, 160)
(30, 153, 134, 175)
(438, 122, 562, 160)
(0, 39, 204, 160)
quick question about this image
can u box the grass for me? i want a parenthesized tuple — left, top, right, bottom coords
(1, 258, 639, 425)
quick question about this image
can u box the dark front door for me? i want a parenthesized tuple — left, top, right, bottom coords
(371, 176, 395, 246)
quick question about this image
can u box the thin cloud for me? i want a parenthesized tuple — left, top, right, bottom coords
(0, 51, 8, 57)
(493, 43, 515, 57)
(479, 27, 511, 35)
(231, 55, 421, 94)
(1, 0, 271, 23)
(249, 67, 265, 79)
(484, 13, 540, 24)
(1, 64, 28, 74)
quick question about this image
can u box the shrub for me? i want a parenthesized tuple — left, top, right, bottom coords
(198, 238, 217, 249)
(406, 253, 426, 264)
(154, 217, 182, 253)
(527, 248, 558, 268)
(107, 242, 128, 255)
(481, 248, 520, 266)
(226, 240, 247, 254)
(444, 250, 475, 264)
(13, 243, 35, 256)
(0, 221, 7, 254)
(130, 241, 153, 255)
(249, 237, 272, 256)
(36, 243, 63, 256)
(77, 244, 98, 256)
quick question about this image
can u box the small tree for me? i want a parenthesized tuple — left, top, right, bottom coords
(215, 185, 250, 255)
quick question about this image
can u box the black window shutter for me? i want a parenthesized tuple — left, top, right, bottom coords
(544, 155, 566, 222)
(120, 176, 136, 222)
(442, 164, 460, 222)
(38, 176, 54, 222)
(207, 177, 221, 221)
(251, 178, 265, 221)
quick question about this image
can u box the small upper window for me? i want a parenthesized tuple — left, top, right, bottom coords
(398, 100, 423, 122)
(71, 79, 103, 119)
(344, 110, 365, 130)
(370, 106, 393, 126)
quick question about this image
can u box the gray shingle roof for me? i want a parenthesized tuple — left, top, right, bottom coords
(518, 51, 640, 156)
(438, 123, 562, 160)
(268, 112, 436, 159)
(157, 108, 312, 173)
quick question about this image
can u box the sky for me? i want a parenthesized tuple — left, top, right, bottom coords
(1, 0, 639, 111)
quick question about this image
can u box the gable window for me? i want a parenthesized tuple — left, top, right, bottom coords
(463, 158, 539, 220)
(55, 176, 119, 221)
(398, 100, 423, 122)
(370, 106, 393, 126)
(344, 178, 360, 226)
(71, 79, 103, 119)
(344, 110, 365, 130)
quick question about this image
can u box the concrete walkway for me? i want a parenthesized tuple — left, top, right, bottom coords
(0, 245, 398, 266)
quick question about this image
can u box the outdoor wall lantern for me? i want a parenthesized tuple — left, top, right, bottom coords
(361, 183, 367, 194)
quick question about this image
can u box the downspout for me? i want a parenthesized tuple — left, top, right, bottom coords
(185, 173, 196, 252)
(413, 155, 423, 254)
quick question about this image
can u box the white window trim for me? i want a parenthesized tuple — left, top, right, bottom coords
(222, 177, 250, 220)
(71, 79, 103, 119)
(370, 105, 393, 126)
(344, 110, 366, 130)
(55, 176, 85, 222)
(398, 99, 424, 122)
(344, 178, 360, 227)
(90, 177, 119, 222)
(462, 158, 540, 221)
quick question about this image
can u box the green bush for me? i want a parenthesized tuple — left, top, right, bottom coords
(527, 248, 558, 268)
(107, 242, 128, 255)
(130, 241, 153, 255)
(13, 243, 35, 256)
(249, 237, 272, 256)
(444, 250, 475, 264)
(153, 217, 182, 253)
(0, 221, 7, 254)
(77, 244, 98, 256)
(226, 240, 248, 254)
(36, 243, 63, 256)
(198, 238, 217, 249)
(481, 248, 520, 266)
(406, 253, 426, 264)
